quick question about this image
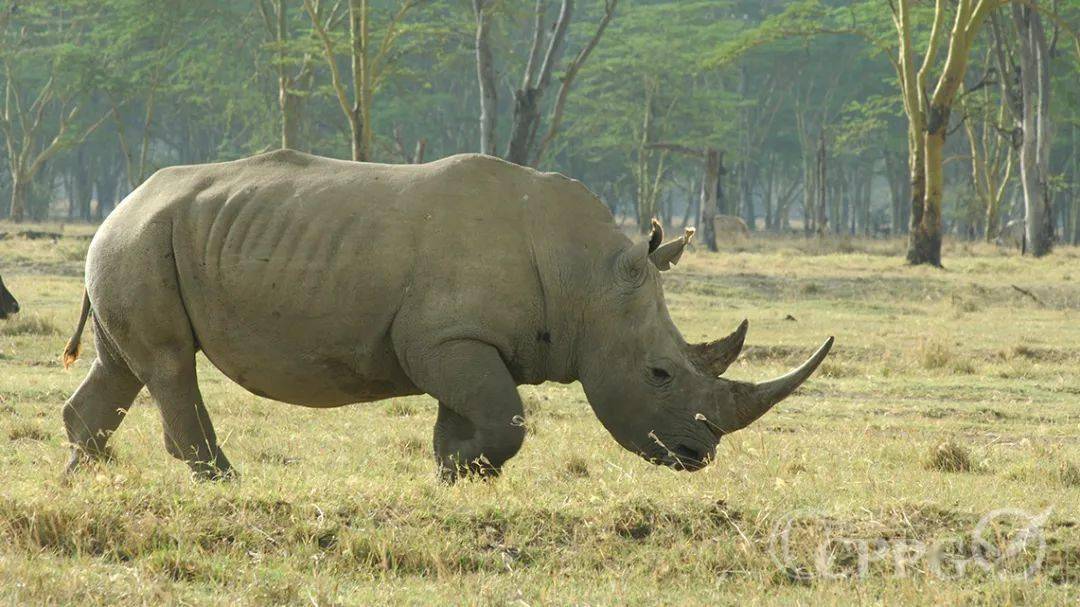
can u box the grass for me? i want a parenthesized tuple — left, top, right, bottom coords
(0, 225, 1078, 604)
(925, 439, 978, 473)
(0, 314, 63, 337)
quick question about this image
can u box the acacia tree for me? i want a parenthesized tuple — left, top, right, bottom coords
(257, 0, 322, 150)
(305, 0, 423, 161)
(0, 2, 110, 222)
(892, 0, 1003, 266)
(959, 46, 1014, 241)
(471, 0, 617, 166)
(991, 6, 1054, 255)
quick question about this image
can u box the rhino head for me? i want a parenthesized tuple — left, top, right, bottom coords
(577, 221, 832, 471)
(0, 274, 18, 320)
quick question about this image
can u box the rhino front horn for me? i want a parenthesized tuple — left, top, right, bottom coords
(723, 336, 834, 433)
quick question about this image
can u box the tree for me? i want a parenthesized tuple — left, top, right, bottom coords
(994, 6, 1054, 255)
(305, 0, 423, 161)
(893, 0, 1001, 266)
(257, 0, 320, 150)
(0, 1, 111, 222)
(959, 45, 1014, 241)
(471, 0, 617, 166)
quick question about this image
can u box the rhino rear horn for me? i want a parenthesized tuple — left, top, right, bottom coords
(689, 319, 749, 376)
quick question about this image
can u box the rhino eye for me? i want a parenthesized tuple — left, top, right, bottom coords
(649, 367, 673, 384)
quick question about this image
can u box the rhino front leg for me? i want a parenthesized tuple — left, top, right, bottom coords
(408, 340, 526, 482)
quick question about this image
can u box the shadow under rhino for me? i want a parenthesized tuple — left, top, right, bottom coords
(59, 150, 832, 482)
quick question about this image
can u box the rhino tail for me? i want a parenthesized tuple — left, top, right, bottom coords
(62, 290, 92, 369)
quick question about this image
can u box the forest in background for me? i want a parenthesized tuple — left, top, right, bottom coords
(2, 0, 1079, 264)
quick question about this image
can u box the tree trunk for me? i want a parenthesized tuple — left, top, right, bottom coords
(349, 0, 371, 162)
(503, 0, 573, 166)
(506, 89, 541, 166)
(700, 149, 721, 252)
(1013, 6, 1053, 257)
(815, 132, 827, 236)
(681, 179, 696, 230)
(473, 0, 497, 155)
(95, 167, 118, 221)
(1072, 125, 1080, 245)
(763, 159, 775, 232)
(9, 174, 26, 223)
(272, 0, 304, 150)
(740, 161, 755, 231)
(911, 105, 949, 266)
(350, 107, 365, 162)
(801, 151, 815, 235)
(884, 148, 907, 235)
(71, 152, 93, 222)
(281, 89, 303, 150)
(899, 0, 992, 265)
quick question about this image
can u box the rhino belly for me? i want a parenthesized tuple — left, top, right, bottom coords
(170, 186, 422, 407)
(185, 305, 421, 407)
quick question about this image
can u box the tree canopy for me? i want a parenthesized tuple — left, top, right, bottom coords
(1, 0, 1078, 259)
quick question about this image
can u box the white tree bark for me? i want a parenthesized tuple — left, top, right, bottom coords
(1012, 5, 1054, 256)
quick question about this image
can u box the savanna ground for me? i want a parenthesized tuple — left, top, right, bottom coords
(0, 223, 1078, 605)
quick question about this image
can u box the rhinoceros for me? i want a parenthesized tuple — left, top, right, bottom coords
(61, 150, 832, 481)
(0, 273, 19, 319)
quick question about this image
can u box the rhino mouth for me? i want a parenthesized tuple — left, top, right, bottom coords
(663, 443, 714, 472)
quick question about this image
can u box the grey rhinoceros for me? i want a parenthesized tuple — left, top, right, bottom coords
(62, 150, 832, 481)
(0, 272, 18, 319)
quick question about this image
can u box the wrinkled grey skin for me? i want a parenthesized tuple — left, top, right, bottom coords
(0, 273, 18, 319)
(62, 150, 831, 481)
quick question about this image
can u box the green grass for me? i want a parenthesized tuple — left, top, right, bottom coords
(1, 225, 1078, 605)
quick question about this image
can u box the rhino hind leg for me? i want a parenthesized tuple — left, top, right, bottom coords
(410, 340, 526, 482)
(62, 323, 144, 474)
(144, 356, 235, 481)
(84, 231, 234, 480)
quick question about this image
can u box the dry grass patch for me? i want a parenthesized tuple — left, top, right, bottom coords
(384, 399, 419, 416)
(395, 435, 428, 457)
(925, 440, 978, 473)
(8, 422, 50, 442)
(1058, 461, 1080, 487)
(913, 337, 954, 370)
(563, 456, 590, 479)
(0, 314, 62, 336)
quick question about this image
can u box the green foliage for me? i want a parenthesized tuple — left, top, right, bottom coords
(0, 0, 1077, 241)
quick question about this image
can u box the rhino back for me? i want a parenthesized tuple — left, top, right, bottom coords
(100, 151, 617, 405)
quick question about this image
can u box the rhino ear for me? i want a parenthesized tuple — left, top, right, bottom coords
(648, 218, 663, 253)
(650, 226, 695, 271)
(618, 219, 664, 285)
(618, 237, 653, 287)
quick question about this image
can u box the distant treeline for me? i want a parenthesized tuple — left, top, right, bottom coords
(1, 1, 1078, 259)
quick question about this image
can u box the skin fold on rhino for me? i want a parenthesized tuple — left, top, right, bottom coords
(0, 273, 19, 319)
(60, 150, 832, 481)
